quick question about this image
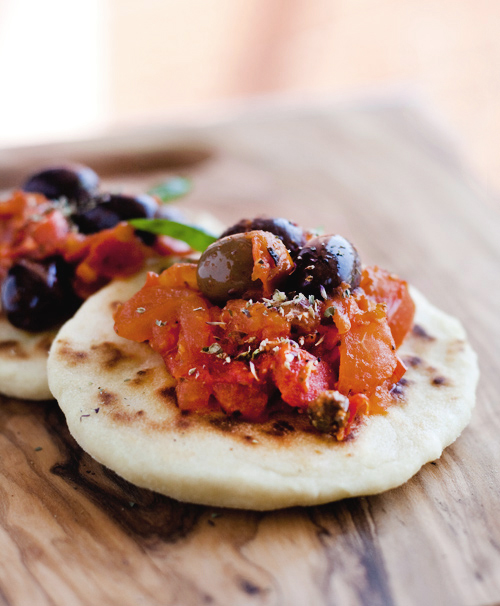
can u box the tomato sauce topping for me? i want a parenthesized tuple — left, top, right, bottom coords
(0, 189, 190, 330)
(114, 249, 415, 439)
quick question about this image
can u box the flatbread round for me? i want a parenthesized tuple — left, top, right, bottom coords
(0, 313, 54, 400)
(47, 271, 478, 510)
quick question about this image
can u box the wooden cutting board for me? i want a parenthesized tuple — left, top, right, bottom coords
(0, 99, 498, 606)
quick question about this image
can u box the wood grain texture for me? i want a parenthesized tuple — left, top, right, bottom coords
(0, 100, 499, 606)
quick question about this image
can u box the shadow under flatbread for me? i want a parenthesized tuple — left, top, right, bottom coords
(0, 397, 203, 543)
(45, 403, 204, 544)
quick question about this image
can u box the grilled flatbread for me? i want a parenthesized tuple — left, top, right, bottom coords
(0, 314, 55, 400)
(0, 258, 164, 401)
(47, 271, 478, 510)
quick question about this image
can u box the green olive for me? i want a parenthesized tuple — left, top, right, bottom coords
(197, 233, 256, 302)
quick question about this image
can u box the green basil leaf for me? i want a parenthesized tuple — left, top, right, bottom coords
(148, 177, 191, 202)
(129, 218, 216, 251)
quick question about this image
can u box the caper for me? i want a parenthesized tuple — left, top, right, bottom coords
(220, 217, 306, 257)
(288, 235, 361, 296)
(308, 390, 350, 436)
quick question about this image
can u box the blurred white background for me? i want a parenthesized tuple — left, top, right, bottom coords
(0, 0, 499, 189)
(0, 0, 109, 145)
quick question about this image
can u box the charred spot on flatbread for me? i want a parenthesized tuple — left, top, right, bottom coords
(264, 420, 296, 437)
(175, 417, 191, 430)
(55, 339, 89, 365)
(432, 375, 450, 386)
(97, 389, 118, 406)
(90, 341, 131, 369)
(402, 355, 423, 368)
(165, 401, 339, 448)
(390, 377, 412, 400)
(0, 339, 28, 359)
(157, 386, 176, 400)
(412, 324, 435, 341)
(130, 368, 155, 386)
(446, 338, 467, 357)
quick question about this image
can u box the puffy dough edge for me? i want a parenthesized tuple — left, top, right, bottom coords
(0, 315, 54, 400)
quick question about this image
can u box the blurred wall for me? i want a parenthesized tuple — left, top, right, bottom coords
(0, 0, 498, 191)
(0, 0, 109, 145)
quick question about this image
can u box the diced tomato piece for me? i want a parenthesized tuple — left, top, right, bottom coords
(114, 287, 181, 343)
(220, 300, 291, 344)
(249, 231, 294, 297)
(1, 192, 67, 263)
(114, 269, 210, 347)
(0, 190, 30, 217)
(338, 313, 397, 396)
(360, 266, 415, 347)
(175, 296, 215, 367)
(213, 382, 268, 420)
(81, 224, 149, 279)
(72, 223, 151, 297)
(390, 356, 407, 384)
(157, 262, 198, 290)
(31, 209, 69, 252)
(313, 325, 341, 370)
(266, 343, 333, 409)
(349, 393, 370, 419)
(0, 191, 49, 223)
(322, 298, 352, 334)
(176, 379, 213, 412)
(62, 232, 90, 263)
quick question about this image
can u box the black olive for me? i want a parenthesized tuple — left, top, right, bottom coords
(197, 233, 256, 303)
(1, 257, 81, 332)
(71, 193, 159, 235)
(220, 217, 306, 257)
(22, 164, 99, 206)
(287, 235, 361, 296)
